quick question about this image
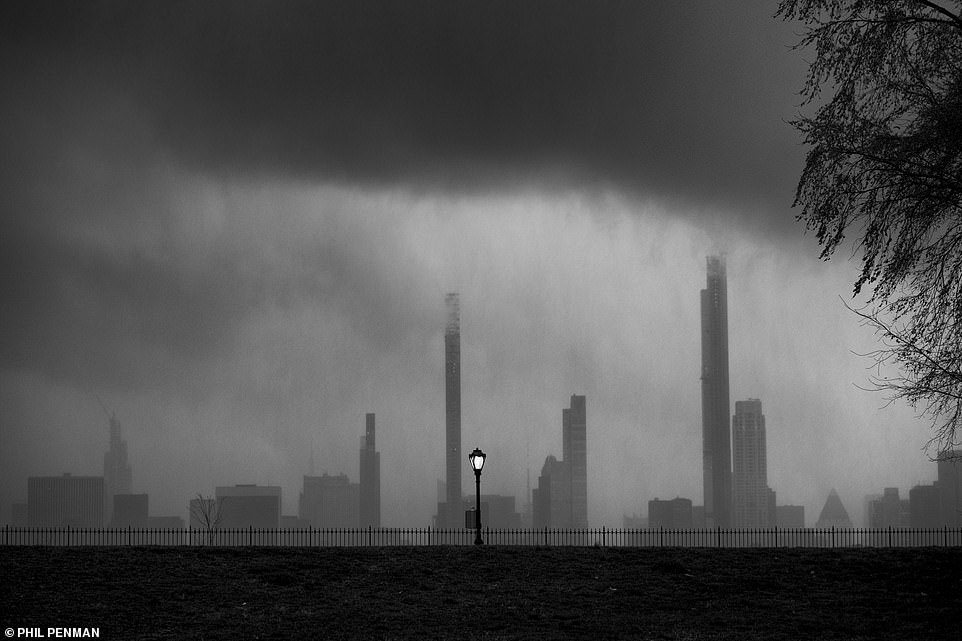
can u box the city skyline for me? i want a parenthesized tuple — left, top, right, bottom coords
(14, 408, 960, 530)
(0, 1, 945, 527)
(0, 251, 945, 526)
(7, 277, 954, 529)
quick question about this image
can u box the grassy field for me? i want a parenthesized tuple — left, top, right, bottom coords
(2, 546, 960, 640)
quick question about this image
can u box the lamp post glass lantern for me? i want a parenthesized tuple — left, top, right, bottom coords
(469, 448, 486, 472)
(469, 448, 486, 544)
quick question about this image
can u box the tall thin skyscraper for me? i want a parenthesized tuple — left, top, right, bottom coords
(359, 413, 381, 528)
(701, 255, 731, 527)
(444, 293, 462, 527)
(563, 394, 588, 528)
(732, 399, 770, 528)
(103, 412, 132, 522)
(937, 450, 962, 526)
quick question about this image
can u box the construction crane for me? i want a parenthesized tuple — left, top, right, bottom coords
(95, 395, 114, 424)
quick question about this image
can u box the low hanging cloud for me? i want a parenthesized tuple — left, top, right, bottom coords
(0, 169, 936, 524)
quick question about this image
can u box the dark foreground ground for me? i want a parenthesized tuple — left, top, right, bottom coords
(2, 546, 960, 640)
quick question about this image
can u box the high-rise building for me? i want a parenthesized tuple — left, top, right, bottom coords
(103, 412, 132, 522)
(299, 474, 358, 528)
(215, 485, 282, 528)
(531, 395, 588, 529)
(532, 455, 570, 528)
(28, 474, 104, 527)
(648, 497, 694, 529)
(563, 394, 588, 528)
(775, 505, 805, 528)
(732, 399, 770, 528)
(359, 413, 381, 528)
(867, 487, 909, 528)
(701, 255, 732, 528)
(443, 292, 462, 528)
(909, 484, 942, 527)
(937, 450, 962, 526)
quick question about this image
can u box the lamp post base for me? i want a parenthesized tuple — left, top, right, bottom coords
(474, 470, 483, 545)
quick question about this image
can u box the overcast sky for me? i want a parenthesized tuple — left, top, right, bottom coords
(0, 0, 939, 527)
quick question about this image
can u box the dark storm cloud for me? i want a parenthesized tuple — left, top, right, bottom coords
(0, 0, 808, 391)
(3, 0, 805, 226)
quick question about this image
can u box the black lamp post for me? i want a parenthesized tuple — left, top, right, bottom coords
(468, 448, 486, 545)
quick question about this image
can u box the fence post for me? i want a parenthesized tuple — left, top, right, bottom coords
(248, 525, 252, 547)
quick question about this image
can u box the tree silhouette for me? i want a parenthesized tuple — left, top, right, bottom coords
(778, 0, 962, 454)
(190, 494, 224, 546)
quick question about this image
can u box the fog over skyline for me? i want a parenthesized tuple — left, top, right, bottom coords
(0, 1, 938, 526)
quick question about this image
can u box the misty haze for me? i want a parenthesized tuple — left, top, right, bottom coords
(0, 1, 947, 533)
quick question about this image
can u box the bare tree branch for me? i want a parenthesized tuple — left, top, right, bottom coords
(190, 494, 224, 545)
(778, 0, 962, 452)
(916, 0, 962, 30)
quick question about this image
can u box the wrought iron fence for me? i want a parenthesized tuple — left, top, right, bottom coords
(3, 525, 961, 547)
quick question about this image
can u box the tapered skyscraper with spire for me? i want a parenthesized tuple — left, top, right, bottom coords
(701, 255, 731, 527)
(103, 412, 132, 522)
